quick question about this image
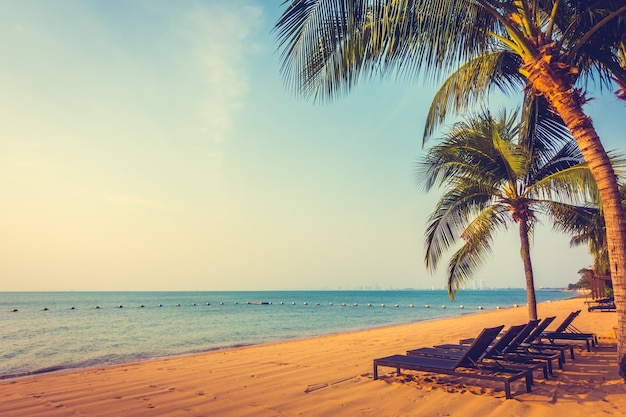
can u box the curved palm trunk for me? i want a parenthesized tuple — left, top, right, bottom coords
(518, 218, 538, 320)
(523, 55, 626, 380)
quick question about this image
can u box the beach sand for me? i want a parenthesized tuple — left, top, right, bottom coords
(1, 297, 624, 416)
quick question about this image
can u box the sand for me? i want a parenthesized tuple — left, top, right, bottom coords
(1, 297, 624, 416)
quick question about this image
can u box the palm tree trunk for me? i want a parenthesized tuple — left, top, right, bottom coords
(523, 55, 626, 381)
(518, 218, 538, 320)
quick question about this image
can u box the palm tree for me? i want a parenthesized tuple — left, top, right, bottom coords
(274, 0, 626, 379)
(417, 109, 593, 320)
(552, 182, 626, 278)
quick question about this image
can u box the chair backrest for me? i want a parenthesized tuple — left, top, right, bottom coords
(502, 319, 539, 353)
(566, 310, 584, 333)
(458, 325, 505, 367)
(553, 310, 580, 333)
(485, 324, 527, 356)
(523, 316, 555, 344)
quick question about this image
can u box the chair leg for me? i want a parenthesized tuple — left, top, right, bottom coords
(525, 374, 532, 393)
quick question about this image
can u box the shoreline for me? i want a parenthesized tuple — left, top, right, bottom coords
(2, 289, 575, 381)
(0, 310, 482, 382)
(1, 297, 623, 416)
(1, 296, 561, 382)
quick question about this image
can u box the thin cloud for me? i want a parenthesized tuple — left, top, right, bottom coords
(183, 3, 263, 143)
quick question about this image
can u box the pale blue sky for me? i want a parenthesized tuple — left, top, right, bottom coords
(0, 1, 623, 291)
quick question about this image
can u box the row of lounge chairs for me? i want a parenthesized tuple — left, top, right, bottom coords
(585, 296, 616, 312)
(373, 310, 597, 399)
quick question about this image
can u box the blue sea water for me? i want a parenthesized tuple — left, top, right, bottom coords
(0, 290, 573, 379)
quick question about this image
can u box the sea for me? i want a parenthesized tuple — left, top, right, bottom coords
(0, 289, 574, 380)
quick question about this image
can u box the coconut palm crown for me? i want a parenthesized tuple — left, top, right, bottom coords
(417, 109, 595, 320)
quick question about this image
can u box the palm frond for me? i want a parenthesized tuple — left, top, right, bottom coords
(560, 1, 626, 92)
(423, 181, 502, 271)
(423, 51, 524, 141)
(275, 1, 626, 101)
(519, 94, 574, 157)
(446, 204, 509, 299)
(422, 51, 525, 143)
(275, 0, 497, 101)
(531, 164, 597, 205)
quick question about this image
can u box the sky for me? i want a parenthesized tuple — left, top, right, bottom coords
(1, 0, 624, 292)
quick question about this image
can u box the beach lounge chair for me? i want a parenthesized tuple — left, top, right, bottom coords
(414, 322, 549, 379)
(585, 295, 613, 306)
(443, 320, 559, 373)
(519, 316, 575, 361)
(542, 310, 597, 352)
(433, 323, 526, 354)
(587, 302, 616, 312)
(496, 320, 563, 374)
(586, 296, 616, 312)
(373, 325, 533, 399)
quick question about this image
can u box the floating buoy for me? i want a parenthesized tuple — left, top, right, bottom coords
(279, 301, 284, 305)
(139, 304, 144, 308)
(70, 306, 75, 310)
(291, 302, 295, 305)
(394, 304, 399, 308)
(192, 303, 196, 306)
(459, 305, 464, 309)
(367, 303, 372, 307)
(43, 307, 49, 311)
(380, 304, 385, 307)
(11, 308, 18, 312)
(424, 305, 430, 308)
(176, 304, 181, 307)
(513, 304, 518, 308)
(158, 304, 162, 307)
(409, 304, 414, 308)
(477, 306, 484, 310)
(496, 306, 501, 310)
(118, 305, 124, 308)
(234, 302, 238, 305)
(95, 306, 101, 309)
(341, 303, 347, 307)
(329, 302, 333, 306)
(353, 303, 358, 307)
(441, 305, 446, 309)
(316, 303, 320, 306)
(220, 302, 224, 305)
(303, 302, 308, 305)
(206, 303, 210, 306)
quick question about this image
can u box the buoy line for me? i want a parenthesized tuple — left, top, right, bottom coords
(5, 301, 517, 313)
